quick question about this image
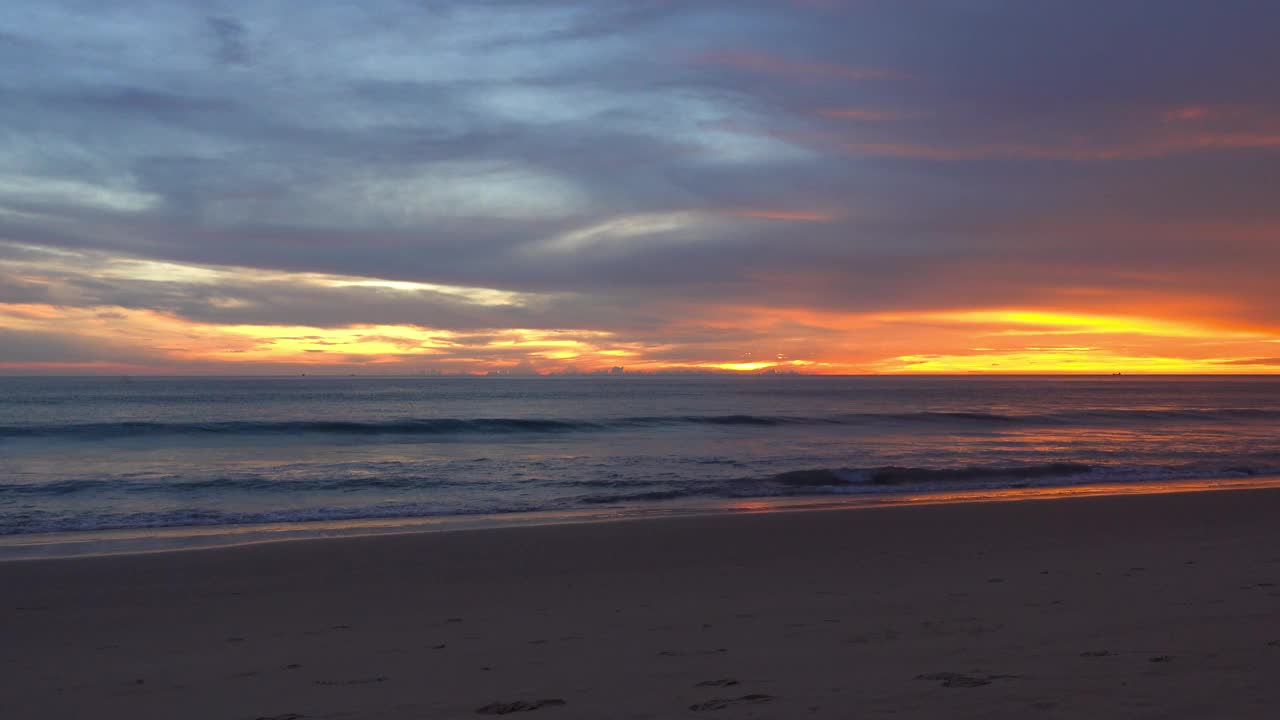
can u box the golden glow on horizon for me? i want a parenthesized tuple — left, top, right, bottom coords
(5, 294, 1279, 374)
(3, 295, 1279, 375)
(701, 360, 816, 372)
(882, 309, 1267, 339)
(885, 350, 1216, 374)
(3, 239, 1280, 375)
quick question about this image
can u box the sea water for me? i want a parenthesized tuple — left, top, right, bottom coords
(1, 375, 1278, 542)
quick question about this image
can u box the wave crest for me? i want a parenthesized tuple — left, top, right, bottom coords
(5, 408, 1278, 440)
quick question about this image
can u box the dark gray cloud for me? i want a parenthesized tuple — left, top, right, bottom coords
(206, 16, 249, 65)
(0, 328, 147, 364)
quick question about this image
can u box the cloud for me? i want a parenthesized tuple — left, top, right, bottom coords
(727, 209, 836, 222)
(0, 1, 1279, 372)
(206, 16, 249, 66)
(1217, 358, 1280, 366)
(0, 176, 159, 213)
(839, 131, 1280, 161)
(820, 108, 921, 122)
(0, 328, 110, 363)
(695, 50, 900, 82)
(530, 211, 729, 254)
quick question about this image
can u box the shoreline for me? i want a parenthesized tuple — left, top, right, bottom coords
(4, 473, 1280, 561)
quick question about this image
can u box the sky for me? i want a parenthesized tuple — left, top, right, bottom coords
(2, 0, 1279, 375)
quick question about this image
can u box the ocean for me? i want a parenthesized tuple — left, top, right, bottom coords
(1, 375, 1279, 548)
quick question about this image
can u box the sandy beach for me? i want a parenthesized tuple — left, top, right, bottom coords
(3, 487, 1279, 719)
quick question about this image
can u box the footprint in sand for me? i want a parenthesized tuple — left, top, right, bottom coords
(689, 694, 775, 711)
(916, 672, 1020, 688)
(314, 676, 386, 686)
(659, 648, 728, 657)
(475, 698, 566, 714)
(917, 673, 989, 688)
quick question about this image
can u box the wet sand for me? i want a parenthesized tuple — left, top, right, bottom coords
(3, 488, 1279, 719)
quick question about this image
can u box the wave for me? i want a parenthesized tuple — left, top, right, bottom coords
(738, 462, 1094, 491)
(0, 418, 595, 439)
(4, 461, 1277, 535)
(565, 461, 1275, 504)
(3, 408, 1278, 440)
(0, 414, 841, 439)
(0, 502, 524, 536)
(0, 474, 466, 497)
(0, 460, 1147, 500)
